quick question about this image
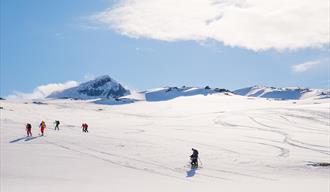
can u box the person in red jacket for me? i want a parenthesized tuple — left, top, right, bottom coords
(39, 121, 46, 136)
(81, 123, 89, 133)
(26, 123, 32, 137)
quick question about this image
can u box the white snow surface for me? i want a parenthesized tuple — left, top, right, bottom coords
(234, 85, 330, 100)
(1, 94, 329, 192)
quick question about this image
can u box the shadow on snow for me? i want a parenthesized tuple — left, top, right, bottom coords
(10, 136, 40, 143)
(186, 168, 197, 177)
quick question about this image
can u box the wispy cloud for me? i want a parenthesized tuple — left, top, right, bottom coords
(91, 0, 329, 51)
(292, 60, 323, 73)
(84, 74, 96, 81)
(7, 81, 78, 100)
(135, 47, 155, 53)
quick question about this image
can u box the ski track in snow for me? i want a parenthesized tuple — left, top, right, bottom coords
(45, 128, 233, 181)
(248, 115, 330, 155)
(213, 108, 330, 159)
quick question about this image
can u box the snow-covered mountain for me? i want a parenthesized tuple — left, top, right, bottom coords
(116, 86, 231, 103)
(234, 85, 330, 100)
(48, 75, 130, 100)
(142, 86, 231, 101)
(94, 86, 231, 105)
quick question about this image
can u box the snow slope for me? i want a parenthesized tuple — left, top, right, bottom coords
(48, 75, 130, 100)
(1, 95, 329, 192)
(234, 85, 330, 100)
(92, 86, 231, 105)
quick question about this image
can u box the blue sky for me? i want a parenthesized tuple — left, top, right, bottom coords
(1, 0, 329, 97)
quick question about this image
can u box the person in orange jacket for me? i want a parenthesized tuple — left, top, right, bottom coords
(39, 121, 46, 136)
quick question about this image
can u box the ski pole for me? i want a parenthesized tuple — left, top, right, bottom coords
(198, 157, 203, 167)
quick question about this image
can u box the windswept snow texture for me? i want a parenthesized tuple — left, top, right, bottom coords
(48, 75, 130, 100)
(94, 98, 136, 105)
(1, 95, 329, 192)
(234, 86, 330, 100)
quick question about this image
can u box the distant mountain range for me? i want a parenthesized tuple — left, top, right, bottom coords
(47, 75, 329, 101)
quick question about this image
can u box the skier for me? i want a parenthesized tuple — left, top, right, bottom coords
(190, 148, 199, 168)
(39, 121, 46, 136)
(82, 123, 89, 133)
(26, 123, 32, 137)
(54, 120, 60, 131)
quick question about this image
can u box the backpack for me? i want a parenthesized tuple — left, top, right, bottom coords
(26, 123, 31, 129)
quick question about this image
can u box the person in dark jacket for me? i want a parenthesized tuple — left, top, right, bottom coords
(26, 123, 32, 137)
(54, 120, 60, 131)
(190, 148, 199, 168)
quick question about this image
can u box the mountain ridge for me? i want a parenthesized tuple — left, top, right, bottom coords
(233, 85, 329, 100)
(46, 75, 329, 101)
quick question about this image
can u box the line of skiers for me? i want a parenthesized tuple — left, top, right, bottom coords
(25, 122, 200, 168)
(25, 120, 89, 136)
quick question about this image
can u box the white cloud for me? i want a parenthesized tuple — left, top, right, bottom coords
(92, 0, 329, 51)
(292, 60, 322, 73)
(7, 81, 78, 100)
